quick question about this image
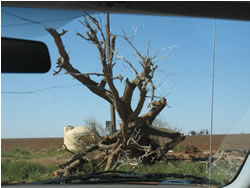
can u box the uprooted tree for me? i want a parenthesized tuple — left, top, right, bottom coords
(46, 12, 185, 173)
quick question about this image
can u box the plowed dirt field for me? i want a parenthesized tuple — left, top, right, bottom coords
(2, 134, 250, 152)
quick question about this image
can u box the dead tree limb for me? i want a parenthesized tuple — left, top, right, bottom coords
(47, 13, 185, 173)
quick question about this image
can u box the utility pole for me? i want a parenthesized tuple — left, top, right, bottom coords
(106, 12, 116, 134)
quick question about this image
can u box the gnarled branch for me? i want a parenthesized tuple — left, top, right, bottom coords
(140, 97, 167, 124)
(46, 28, 113, 104)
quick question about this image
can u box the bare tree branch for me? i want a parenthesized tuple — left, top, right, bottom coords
(140, 97, 167, 124)
(78, 17, 106, 67)
(112, 49, 139, 77)
(62, 72, 123, 81)
(147, 39, 151, 58)
(129, 87, 147, 120)
(110, 35, 116, 62)
(121, 29, 145, 62)
(63, 144, 75, 155)
(76, 32, 90, 41)
(46, 28, 113, 104)
(87, 12, 106, 43)
(59, 29, 68, 36)
(75, 14, 127, 120)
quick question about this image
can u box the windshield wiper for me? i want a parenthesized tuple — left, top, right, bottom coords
(27, 170, 220, 186)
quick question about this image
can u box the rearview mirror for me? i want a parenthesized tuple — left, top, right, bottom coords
(1, 37, 51, 73)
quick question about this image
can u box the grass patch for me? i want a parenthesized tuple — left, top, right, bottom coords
(2, 147, 71, 160)
(118, 161, 223, 186)
(118, 161, 207, 177)
(2, 148, 31, 159)
(173, 145, 185, 152)
(210, 160, 240, 185)
(1, 160, 58, 184)
(34, 147, 70, 159)
(1, 159, 225, 187)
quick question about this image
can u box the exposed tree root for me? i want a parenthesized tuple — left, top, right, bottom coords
(55, 125, 185, 177)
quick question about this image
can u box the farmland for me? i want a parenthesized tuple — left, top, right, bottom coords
(2, 134, 250, 152)
(1, 134, 250, 185)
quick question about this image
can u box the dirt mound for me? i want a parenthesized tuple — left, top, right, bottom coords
(166, 145, 209, 162)
(184, 145, 201, 154)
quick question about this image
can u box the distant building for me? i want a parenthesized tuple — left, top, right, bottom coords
(106, 121, 112, 136)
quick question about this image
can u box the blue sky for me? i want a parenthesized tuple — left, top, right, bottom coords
(2, 7, 250, 138)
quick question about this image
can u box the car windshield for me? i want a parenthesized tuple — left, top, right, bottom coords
(1, 5, 250, 187)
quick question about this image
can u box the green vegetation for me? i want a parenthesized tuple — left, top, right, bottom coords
(1, 147, 233, 186)
(2, 148, 31, 159)
(1, 158, 226, 186)
(1, 146, 70, 184)
(118, 161, 207, 177)
(1, 160, 58, 184)
(118, 161, 224, 186)
(73, 160, 223, 186)
(210, 160, 241, 185)
(2, 147, 71, 160)
(173, 144, 185, 152)
(34, 147, 71, 158)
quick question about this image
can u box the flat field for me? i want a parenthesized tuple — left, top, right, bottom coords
(182, 134, 250, 152)
(2, 134, 250, 152)
(2, 138, 63, 151)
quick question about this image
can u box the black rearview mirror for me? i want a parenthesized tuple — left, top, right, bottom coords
(1, 37, 51, 73)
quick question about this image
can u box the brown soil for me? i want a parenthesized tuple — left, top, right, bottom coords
(1, 138, 63, 151)
(181, 134, 250, 152)
(2, 134, 250, 152)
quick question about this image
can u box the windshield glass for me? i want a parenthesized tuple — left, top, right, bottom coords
(1, 6, 250, 187)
